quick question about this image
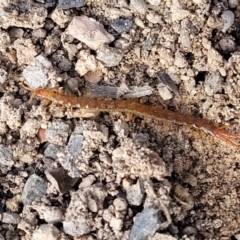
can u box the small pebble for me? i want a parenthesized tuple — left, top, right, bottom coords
(32, 28, 47, 41)
(147, 0, 161, 5)
(88, 83, 129, 98)
(65, 126, 84, 162)
(110, 217, 123, 231)
(149, 233, 178, 240)
(114, 38, 130, 49)
(204, 70, 223, 96)
(213, 219, 223, 229)
(235, 234, 240, 240)
(79, 175, 96, 188)
(229, 0, 238, 8)
(111, 18, 133, 33)
(42, 207, 64, 224)
(44, 143, 61, 160)
(0, 145, 14, 169)
(2, 212, 21, 224)
(130, 208, 160, 240)
(157, 83, 173, 100)
(170, 0, 190, 22)
(0, 69, 7, 85)
(158, 73, 180, 97)
(221, 10, 234, 32)
(8, 27, 24, 39)
(142, 33, 158, 50)
(45, 168, 79, 193)
(45, 120, 71, 146)
(135, 17, 145, 28)
(84, 70, 103, 84)
(22, 174, 48, 205)
(146, 11, 161, 24)
(96, 45, 123, 67)
(174, 52, 188, 68)
(122, 85, 153, 98)
(58, 0, 85, 9)
(37, 128, 47, 143)
(75, 50, 98, 76)
(68, 16, 114, 50)
(126, 180, 144, 206)
(22, 55, 52, 88)
(12, 38, 37, 65)
(113, 198, 128, 212)
(219, 37, 236, 52)
(67, 77, 79, 93)
(179, 28, 191, 50)
(130, 0, 148, 14)
(58, 56, 72, 71)
(32, 224, 60, 240)
(182, 226, 197, 236)
(57, 126, 84, 178)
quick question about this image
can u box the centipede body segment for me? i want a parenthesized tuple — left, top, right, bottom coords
(22, 85, 240, 148)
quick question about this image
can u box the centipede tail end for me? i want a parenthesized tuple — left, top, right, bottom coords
(215, 130, 240, 148)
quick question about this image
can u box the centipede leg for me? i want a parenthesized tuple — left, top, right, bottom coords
(42, 99, 52, 110)
(29, 93, 36, 103)
(215, 132, 240, 148)
(221, 131, 240, 139)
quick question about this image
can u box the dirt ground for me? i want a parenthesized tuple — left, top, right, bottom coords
(1, 0, 240, 239)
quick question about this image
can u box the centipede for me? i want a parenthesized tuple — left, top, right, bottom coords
(22, 84, 240, 148)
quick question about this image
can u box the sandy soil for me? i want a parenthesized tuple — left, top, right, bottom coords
(0, 0, 240, 239)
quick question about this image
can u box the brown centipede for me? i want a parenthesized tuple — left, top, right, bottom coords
(22, 84, 240, 148)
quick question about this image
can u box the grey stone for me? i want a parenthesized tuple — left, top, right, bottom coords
(204, 70, 223, 96)
(44, 144, 61, 160)
(58, 0, 85, 9)
(22, 174, 48, 205)
(122, 86, 153, 99)
(219, 37, 236, 53)
(2, 212, 21, 224)
(22, 55, 52, 89)
(126, 180, 144, 206)
(57, 126, 84, 177)
(229, 0, 238, 8)
(45, 168, 79, 193)
(63, 217, 92, 237)
(221, 10, 234, 33)
(0, 145, 13, 168)
(130, 208, 160, 240)
(111, 18, 133, 34)
(130, 0, 147, 14)
(32, 224, 60, 240)
(45, 120, 71, 146)
(0, 68, 7, 84)
(96, 45, 123, 67)
(66, 126, 84, 161)
(158, 73, 180, 97)
(142, 33, 158, 50)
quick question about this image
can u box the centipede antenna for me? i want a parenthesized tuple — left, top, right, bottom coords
(20, 82, 37, 103)
(20, 82, 34, 92)
(28, 93, 36, 102)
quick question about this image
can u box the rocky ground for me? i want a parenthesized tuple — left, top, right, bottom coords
(1, 0, 240, 239)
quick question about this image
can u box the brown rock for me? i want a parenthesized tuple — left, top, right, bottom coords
(84, 70, 103, 84)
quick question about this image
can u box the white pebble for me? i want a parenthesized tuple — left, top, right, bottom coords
(109, 217, 123, 231)
(221, 10, 234, 33)
(0, 69, 7, 85)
